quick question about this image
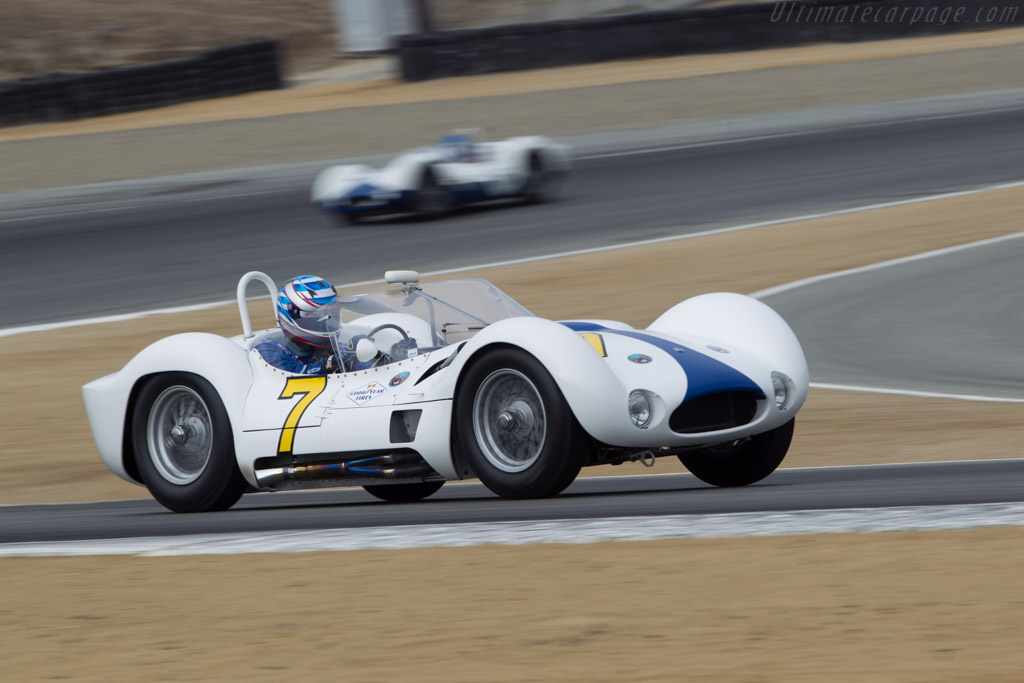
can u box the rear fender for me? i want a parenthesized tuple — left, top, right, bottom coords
(499, 136, 571, 171)
(82, 333, 253, 483)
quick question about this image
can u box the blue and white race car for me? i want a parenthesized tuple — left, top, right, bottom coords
(82, 270, 808, 512)
(311, 131, 570, 224)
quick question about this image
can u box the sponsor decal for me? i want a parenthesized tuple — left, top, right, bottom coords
(347, 382, 388, 406)
(706, 345, 730, 354)
(627, 354, 652, 364)
(389, 371, 410, 387)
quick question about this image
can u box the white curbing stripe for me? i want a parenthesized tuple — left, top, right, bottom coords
(809, 382, 1024, 403)
(750, 230, 1024, 299)
(2, 502, 1024, 557)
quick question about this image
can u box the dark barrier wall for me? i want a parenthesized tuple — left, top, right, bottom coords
(398, 0, 1023, 81)
(0, 41, 282, 128)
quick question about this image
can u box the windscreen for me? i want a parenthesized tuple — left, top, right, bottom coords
(337, 279, 534, 346)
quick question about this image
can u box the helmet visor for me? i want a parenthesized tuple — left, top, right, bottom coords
(292, 303, 342, 336)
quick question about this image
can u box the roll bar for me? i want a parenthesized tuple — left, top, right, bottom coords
(237, 271, 277, 339)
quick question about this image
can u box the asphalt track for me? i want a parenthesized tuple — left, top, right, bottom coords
(4, 102, 1024, 544)
(762, 236, 1024, 399)
(5, 461, 1024, 544)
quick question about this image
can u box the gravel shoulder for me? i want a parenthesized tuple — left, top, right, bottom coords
(5, 529, 1024, 682)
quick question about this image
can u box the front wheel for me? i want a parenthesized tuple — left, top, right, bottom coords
(678, 419, 795, 487)
(521, 152, 560, 203)
(456, 348, 586, 499)
(363, 481, 445, 502)
(332, 212, 363, 227)
(131, 372, 247, 512)
(411, 167, 453, 219)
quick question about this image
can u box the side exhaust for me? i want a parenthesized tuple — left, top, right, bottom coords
(255, 452, 434, 488)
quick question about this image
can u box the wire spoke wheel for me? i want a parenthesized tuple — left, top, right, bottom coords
(132, 373, 247, 513)
(456, 348, 585, 499)
(146, 386, 213, 485)
(473, 369, 547, 473)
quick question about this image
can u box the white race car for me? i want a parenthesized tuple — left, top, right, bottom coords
(83, 271, 808, 512)
(311, 131, 570, 224)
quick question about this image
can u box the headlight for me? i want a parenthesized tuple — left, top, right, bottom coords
(771, 372, 791, 410)
(628, 390, 652, 429)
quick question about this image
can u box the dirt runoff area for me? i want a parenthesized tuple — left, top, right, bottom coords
(4, 528, 1024, 682)
(3, 32, 1024, 682)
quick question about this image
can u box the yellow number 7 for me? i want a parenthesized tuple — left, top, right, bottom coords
(277, 376, 327, 456)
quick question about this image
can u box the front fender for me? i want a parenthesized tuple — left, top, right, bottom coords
(434, 317, 636, 444)
(311, 164, 375, 202)
(648, 293, 809, 408)
(82, 333, 253, 484)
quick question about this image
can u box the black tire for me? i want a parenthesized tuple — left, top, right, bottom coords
(411, 166, 453, 219)
(333, 212, 363, 227)
(521, 151, 557, 203)
(131, 372, 247, 513)
(456, 348, 586, 499)
(678, 419, 795, 487)
(363, 481, 445, 502)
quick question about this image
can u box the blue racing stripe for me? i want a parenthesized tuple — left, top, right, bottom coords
(603, 329, 764, 401)
(560, 321, 609, 331)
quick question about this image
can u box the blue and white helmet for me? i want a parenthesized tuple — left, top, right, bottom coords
(276, 275, 340, 348)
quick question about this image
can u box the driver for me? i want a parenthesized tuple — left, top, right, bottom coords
(440, 132, 476, 162)
(257, 275, 345, 375)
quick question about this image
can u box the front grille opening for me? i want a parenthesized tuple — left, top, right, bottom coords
(669, 391, 760, 434)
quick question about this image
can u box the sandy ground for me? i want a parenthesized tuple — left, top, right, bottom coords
(4, 530, 1024, 682)
(3, 33, 1024, 682)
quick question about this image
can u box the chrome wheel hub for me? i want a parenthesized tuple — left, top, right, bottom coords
(146, 386, 213, 485)
(473, 370, 547, 473)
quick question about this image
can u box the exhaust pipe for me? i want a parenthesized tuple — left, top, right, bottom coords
(255, 454, 434, 488)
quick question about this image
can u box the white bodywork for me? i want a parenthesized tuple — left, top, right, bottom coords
(311, 135, 571, 216)
(83, 273, 808, 493)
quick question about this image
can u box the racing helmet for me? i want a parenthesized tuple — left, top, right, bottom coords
(276, 275, 341, 349)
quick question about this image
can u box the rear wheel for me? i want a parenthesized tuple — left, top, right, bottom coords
(363, 481, 444, 502)
(132, 373, 247, 512)
(678, 419, 795, 487)
(456, 348, 585, 499)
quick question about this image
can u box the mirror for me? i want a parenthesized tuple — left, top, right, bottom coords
(385, 270, 420, 285)
(355, 337, 379, 364)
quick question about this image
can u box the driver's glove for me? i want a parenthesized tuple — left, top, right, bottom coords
(324, 354, 344, 374)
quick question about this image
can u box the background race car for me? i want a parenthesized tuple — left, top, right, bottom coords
(311, 131, 570, 224)
(83, 270, 808, 512)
